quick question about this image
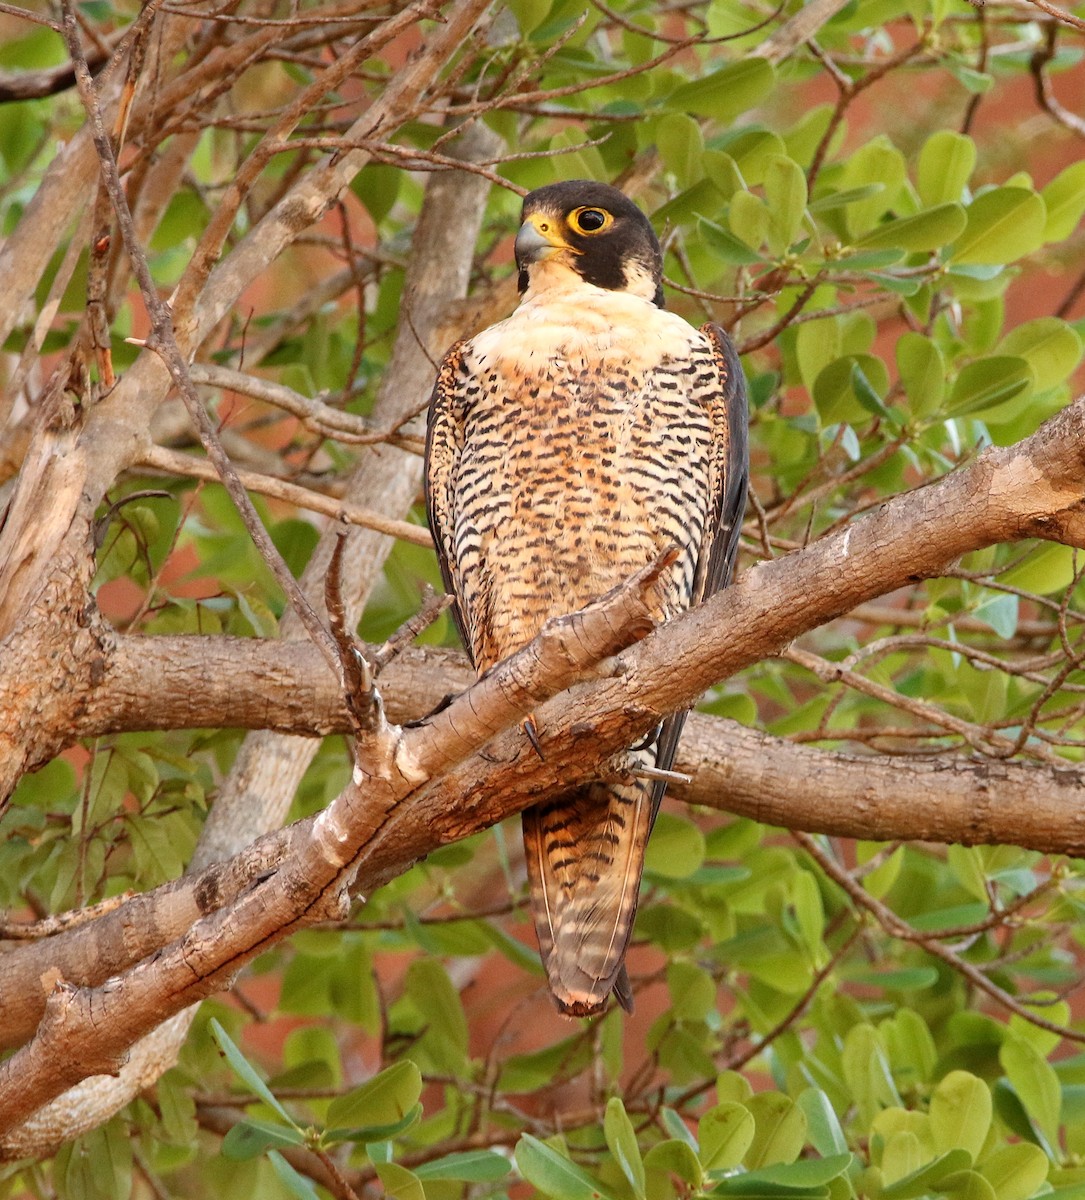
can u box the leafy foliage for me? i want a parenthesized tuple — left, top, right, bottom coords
(2, 0, 1085, 1197)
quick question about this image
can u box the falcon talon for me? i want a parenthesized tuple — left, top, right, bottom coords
(425, 179, 749, 1016)
(630, 721, 663, 751)
(523, 717, 545, 760)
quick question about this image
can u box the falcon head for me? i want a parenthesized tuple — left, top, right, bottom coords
(514, 180, 665, 308)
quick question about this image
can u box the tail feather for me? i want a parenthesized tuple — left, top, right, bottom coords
(523, 773, 652, 1017)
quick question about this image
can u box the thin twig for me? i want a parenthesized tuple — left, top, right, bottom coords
(136, 444, 433, 547)
(370, 589, 453, 672)
(62, 4, 345, 683)
(1031, 24, 1085, 138)
(795, 831, 1085, 1045)
(1021, 0, 1085, 33)
(326, 529, 377, 734)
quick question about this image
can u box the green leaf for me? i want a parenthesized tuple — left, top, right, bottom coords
(796, 311, 842, 396)
(403, 957, 470, 1074)
(57, 1121, 133, 1200)
(324, 1104, 423, 1146)
(952, 188, 1047, 265)
(717, 1072, 754, 1105)
(657, 112, 704, 187)
(698, 215, 762, 265)
(797, 1090, 848, 1158)
(644, 1140, 704, 1188)
(993, 1081, 1051, 1154)
(644, 811, 706, 879)
(516, 1135, 617, 1200)
(667, 961, 718, 1022)
(842, 1024, 900, 1128)
(947, 62, 994, 94)
(855, 203, 966, 252)
(550, 128, 607, 181)
(947, 845, 990, 903)
(126, 813, 184, 883)
(703, 150, 745, 199)
(814, 354, 891, 425)
(157, 1074, 198, 1146)
(942, 1169, 997, 1200)
(700, 1102, 756, 1172)
(221, 1118, 306, 1162)
(1010, 1001, 1071, 1058)
(764, 155, 808, 254)
(996, 317, 1082, 392)
(209, 1019, 296, 1125)
(412, 1151, 513, 1182)
(880, 1149, 973, 1199)
(653, 179, 724, 227)
(972, 592, 1019, 639)
(842, 139, 906, 236)
(505, 0, 552, 35)
(233, 588, 279, 637)
(1041, 160, 1085, 242)
(850, 360, 893, 421)
(667, 58, 775, 122)
(268, 1151, 322, 1200)
(375, 1161, 427, 1200)
(721, 129, 787, 186)
(744, 1093, 807, 1169)
(117, 745, 159, 805)
(729, 190, 770, 251)
(945, 357, 1033, 417)
(1001, 542, 1081, 596)
(882, 1131, 927, 1187)
(712, 1155, 852, 1197)
(808, 184, 885, 213)
(499, 1033, 593, 1092)
(977, 1143, 1049, 1200)
(1000, 1037, 1061, 1147)
(270, 518, 318, 576)
(918, 131, 976, 206)
(849, 967, 939, 992)
(326, 1060, 422, 1129)
(897, 332, 946, 418)
(605, 1097, 646, 1199)
(929, 1071, 992, 1160)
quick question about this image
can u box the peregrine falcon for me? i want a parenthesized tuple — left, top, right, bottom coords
(425, 180, 748, 1016)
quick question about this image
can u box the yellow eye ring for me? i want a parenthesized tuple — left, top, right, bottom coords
(568, 206, 613, 235)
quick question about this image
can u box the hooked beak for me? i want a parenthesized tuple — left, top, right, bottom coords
(514, 214, 572, 268)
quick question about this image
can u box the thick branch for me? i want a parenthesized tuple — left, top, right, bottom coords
(5, 397, 1085, 1072)
(3, 685, 1083, 1060)
(0, 554, 676, 1136)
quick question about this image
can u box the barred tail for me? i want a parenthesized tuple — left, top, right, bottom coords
(522, 775, 652, 1017)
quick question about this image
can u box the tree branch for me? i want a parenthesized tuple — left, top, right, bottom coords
(4, 394, 1085, 1106)
(0, 553, 681, 1137)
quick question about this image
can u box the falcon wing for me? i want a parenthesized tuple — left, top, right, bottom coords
(423, 340, 476, 668)
(698, 323, 750, 601)
(650, 322, 748, 814)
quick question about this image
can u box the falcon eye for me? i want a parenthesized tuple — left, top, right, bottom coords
(569, 207, 612, 235)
